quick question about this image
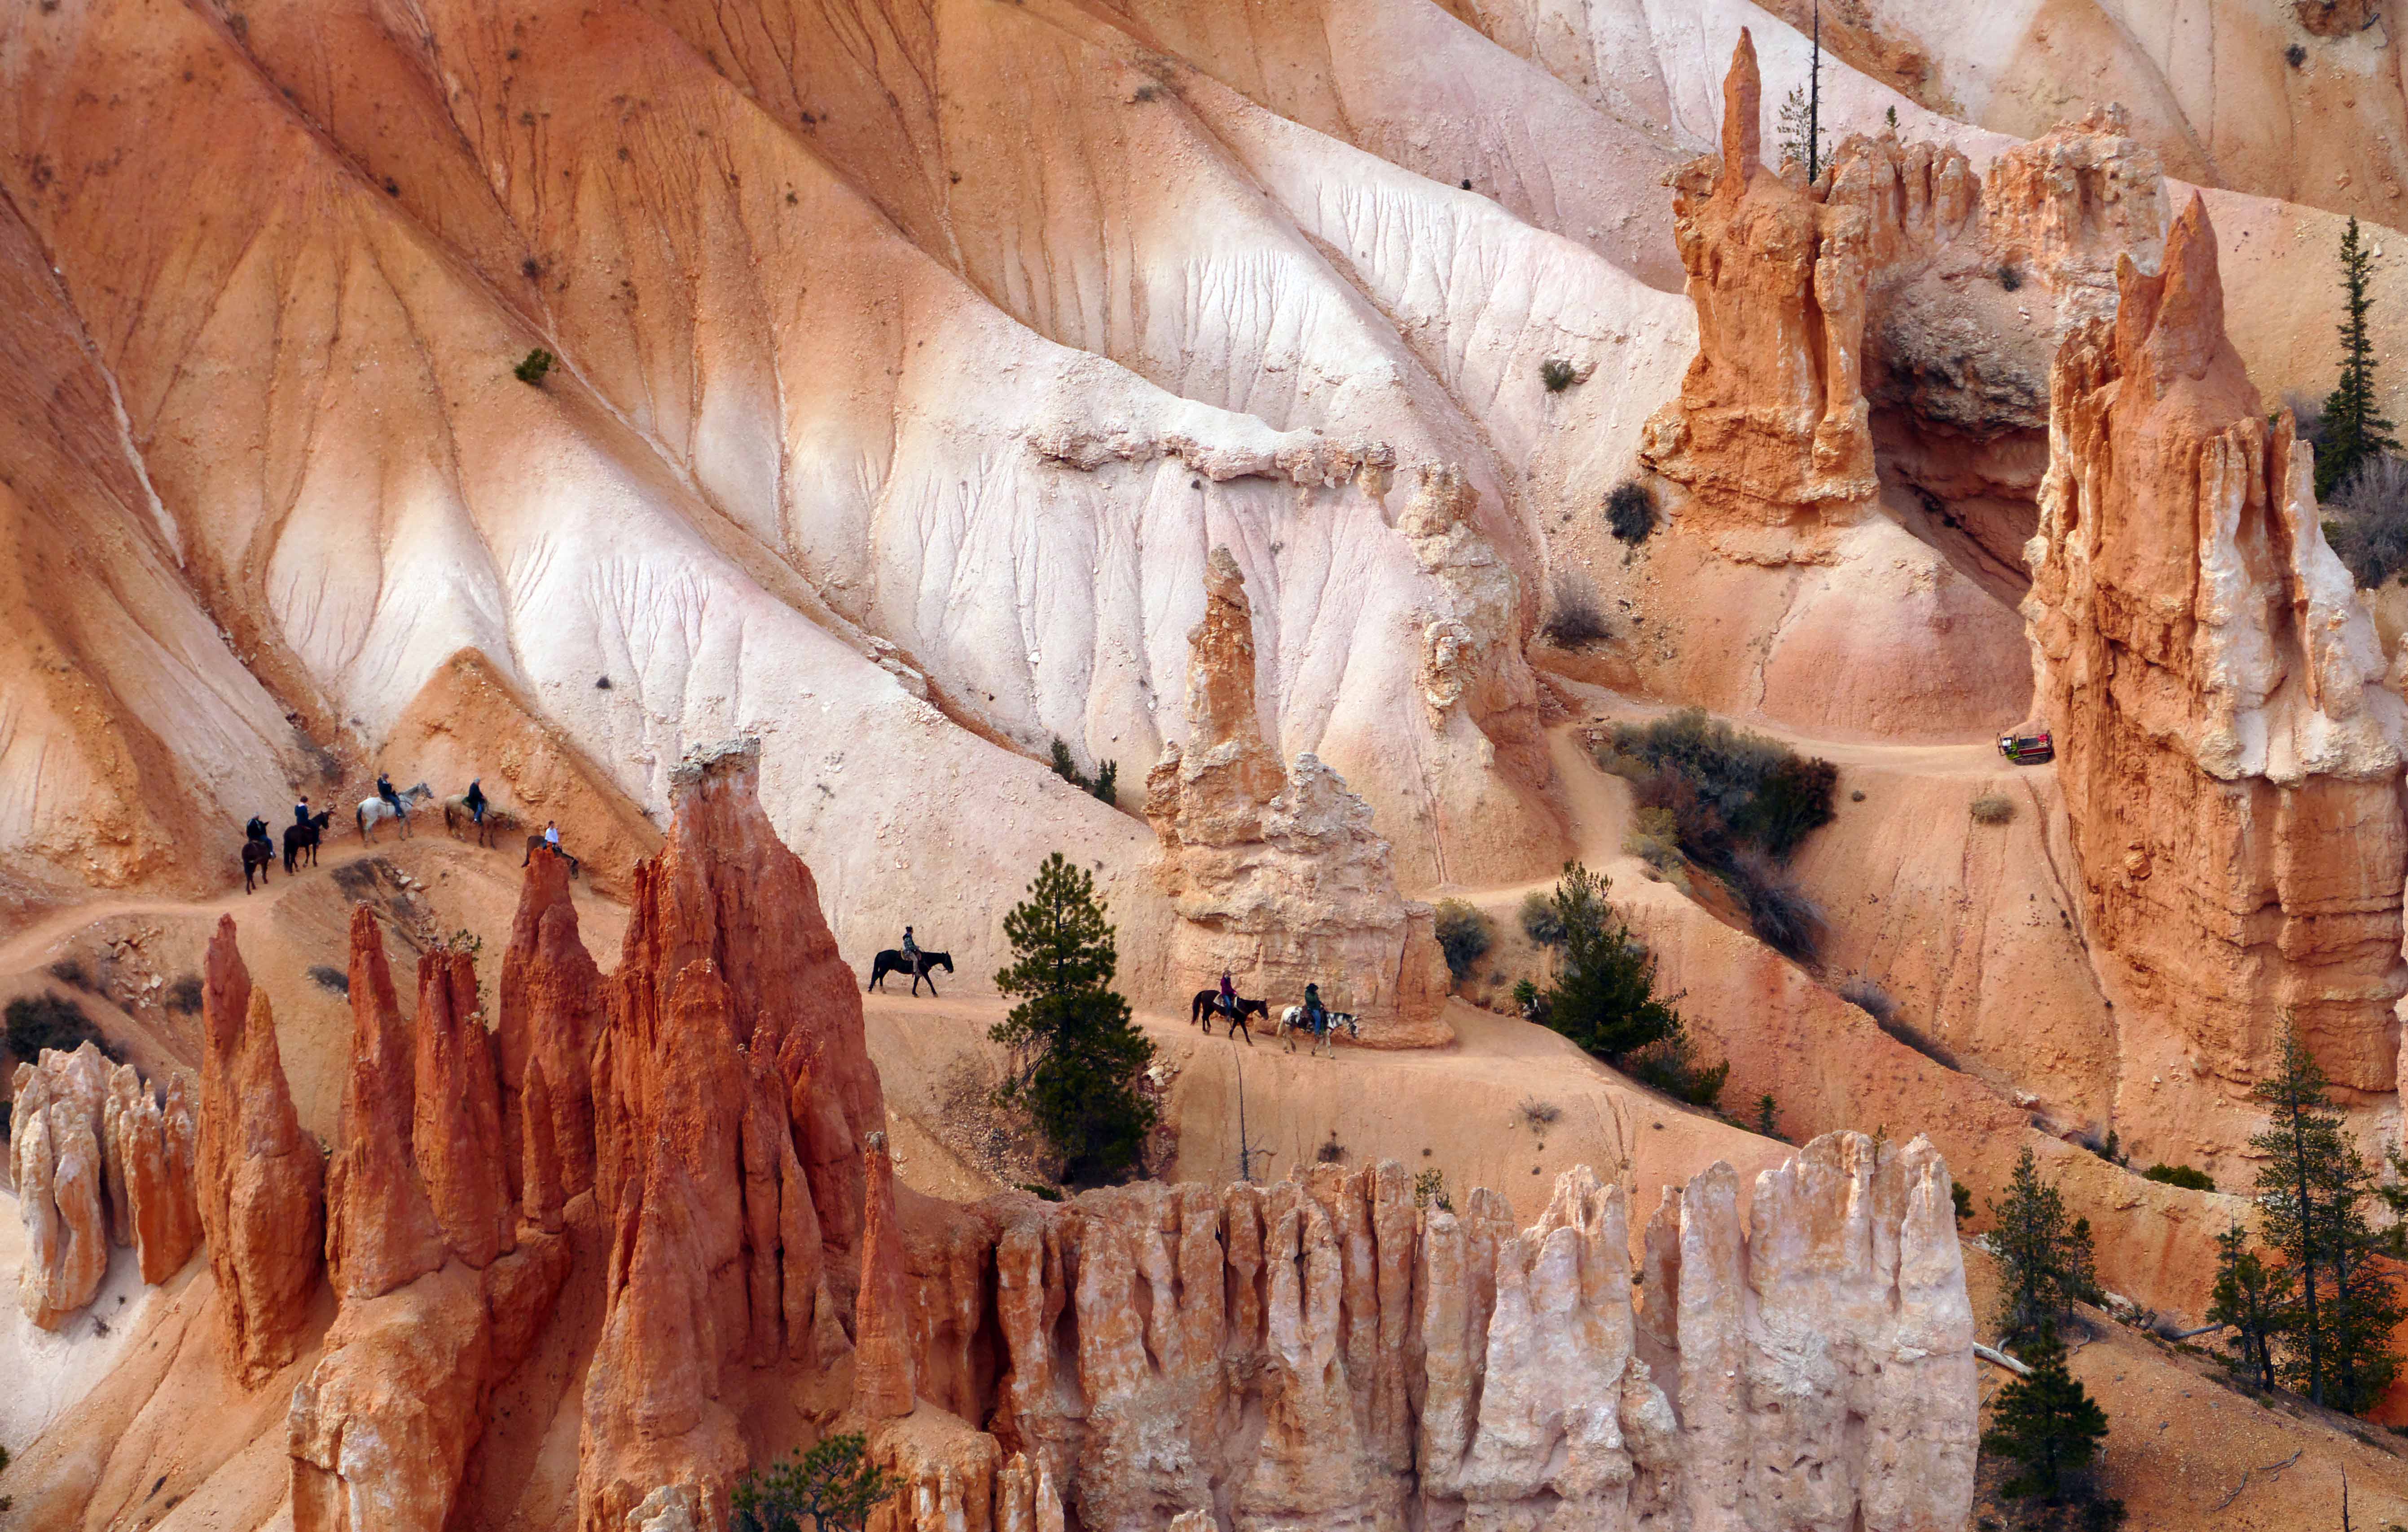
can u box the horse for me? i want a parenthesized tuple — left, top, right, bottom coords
(442, 795, 520, 847)
(358, 782, 433, 843)
(868, 949, 954, 995)
(1277, 1005, 1359, 1055)
(241, 835, 276, 893)
(283, 809, 333, 875)
(1191, 990, 1268, 1040)
(523, 836, 581, 877)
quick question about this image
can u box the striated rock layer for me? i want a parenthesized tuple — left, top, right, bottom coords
(1146, 548, 1452, 1043)
(2024, 194, 2408, 1092)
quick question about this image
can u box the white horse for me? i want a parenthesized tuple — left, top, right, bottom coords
(1277, 1005, 1358, 1055)
(358, 782, 434, 843)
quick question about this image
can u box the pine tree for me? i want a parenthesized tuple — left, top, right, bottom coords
(1539, 863, 1683, 1061)
(2208, 1220, 2292, 1391)
(989, 853, 1156, 1186)
(1806, 0, 1822, 182)
(1991, 1147, 2100, 1344)
(2249, 1030, 2404, 1412)
(1981, 1330, 2110, 1506)
(2319, 216, 2401, 500)
(733, 1434, 900, 1532)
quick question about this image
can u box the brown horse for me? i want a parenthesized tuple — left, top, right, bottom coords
(241, 836, 275, 893)
(1190, 990, 1267, 1040)
(442, 795, 519, 847)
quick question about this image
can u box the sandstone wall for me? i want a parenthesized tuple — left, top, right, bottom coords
(2024, 194, 2408, 1092)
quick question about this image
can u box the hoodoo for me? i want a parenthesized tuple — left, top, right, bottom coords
(1145, 548, 1453, 1043)
(2024, 195, 2408, 1092)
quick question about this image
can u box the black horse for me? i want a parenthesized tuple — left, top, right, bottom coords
(1190, 990, 1268, 1039)
(868, 949, 953, 995)
(241, 833, 276, 894)
(284, 808, 332, 875)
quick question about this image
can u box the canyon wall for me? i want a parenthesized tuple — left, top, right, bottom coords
(2024, 194, 2408, 1092)
(1146, 550, 1453, 1042)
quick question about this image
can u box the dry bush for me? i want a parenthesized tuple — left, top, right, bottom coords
(1970, 792, 2016, 825)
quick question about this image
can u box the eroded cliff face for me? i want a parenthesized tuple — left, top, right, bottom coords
(1145, 549, 1452, 1043)
(2025, 194, 2408, 1092)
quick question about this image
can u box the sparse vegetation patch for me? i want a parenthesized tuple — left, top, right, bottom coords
(1433, 899, 1493, 981)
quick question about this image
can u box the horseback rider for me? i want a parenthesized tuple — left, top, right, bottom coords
(1304, 982, 1333, 1057)
(464, 778, 487, 826)
(1218, 969, 1237, 1019)
(245, 814, 270, 845)
(544, 821, 561, 852)
(901, 926, 922, 976)
(377, 771, 402, 815)
(294, 793, 312, 829)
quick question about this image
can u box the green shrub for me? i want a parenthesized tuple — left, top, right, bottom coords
(513, 347, 555, 386)
(1627, 1033, 1728, 1108)
(1518, 890, 1566, 947)
(1049, 737, 1120, 805)
(1413, 1167, 1453, 1212)
(1728, 851, 1823, 963)
(5, 992, 112, 1065)
(1433, 900, 1493, 980)
(1606, 480, 1657, 544)
(1997, 264, 2025, 292)
(1970, 792, 2017, 825)
(2143, 1162, 2216, 1192)
(1540, 358, 1577, 392)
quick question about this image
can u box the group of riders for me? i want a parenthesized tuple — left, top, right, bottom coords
(1204, 969, 1349, 1055)
(240, 771, 565, 887)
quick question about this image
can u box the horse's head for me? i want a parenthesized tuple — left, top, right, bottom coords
(407, 782, 434, 802)
(931, 951, 955, 973)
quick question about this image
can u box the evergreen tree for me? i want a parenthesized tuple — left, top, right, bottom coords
(1806, 0, 1822, 182)
(1982, 1332, 2110, 1507)
(2318, 216, 2401, 500)
(2250, 1030, 2404, 1412)
(989, 853, 1156, 1186)
(733, 1434, 900, 1532)
(1538, 863, 1683, 1061)
(2208, 1220, 2291, 1391)
(1991, 1147, 2100, 1344)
